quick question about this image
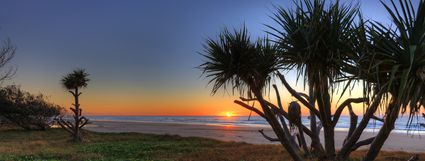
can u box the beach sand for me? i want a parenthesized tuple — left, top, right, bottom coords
(85, 121, 425, 152)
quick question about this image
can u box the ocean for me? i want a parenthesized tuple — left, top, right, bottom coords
(87, 115, 425, 134)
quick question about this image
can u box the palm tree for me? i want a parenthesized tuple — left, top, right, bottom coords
(199, 27, 304, 161)
(57, 69, 90, 141)
(358, 0, 425, 160)
(268, 0, 363, 159)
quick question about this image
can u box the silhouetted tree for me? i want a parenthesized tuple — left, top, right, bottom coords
(200, 0, 425, 160)
(199, 27, 305, 161)
(266, 0, 387, 160)
(0, 36, 18, 127)
(57, 69, 90, 141)
(0, 85, 62, 130)
(357, 0, 425, 160)
(0, 38, 16, 81)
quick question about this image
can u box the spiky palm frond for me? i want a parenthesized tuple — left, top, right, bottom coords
(199, 27, 280, 96)
(268, 0, 360, 89)
(362, 0, 425, 123)
(61, 69, 90, 90)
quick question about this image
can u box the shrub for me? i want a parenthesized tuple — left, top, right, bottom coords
(0, 85, 63, 130)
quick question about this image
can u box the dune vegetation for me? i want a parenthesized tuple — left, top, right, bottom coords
(0, 128, 422, 161)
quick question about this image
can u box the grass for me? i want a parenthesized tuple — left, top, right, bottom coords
(0, 128, 422, 161)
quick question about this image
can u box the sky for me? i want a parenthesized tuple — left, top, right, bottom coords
(0, 0, 417, 116)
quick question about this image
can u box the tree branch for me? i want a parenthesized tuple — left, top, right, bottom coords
(333, 97, 368, 126)
(258, 129, 280, 142)
(79, 117, 89, 128)
(351, 137, 375, 151)
(268, 103, 315, 138)
(338, 89, 385, 159)
(66, 120, 75, 129)
(240, 97, 318, 138)
(407, 154, 419, 161)
(272, 85, 284, 110)
(238, 97, 316, 139)
(272, 84, 299, 149)
(68, 90, 76, 96)
(343, 104, 358, 145)
(371, 115, 384, 122)
(234, 100, 266, 119)
(277, 72, 320, 117)
(298, 92, 309, 100)
(56, 118, 74, 134)
(70, 107, 78, 116)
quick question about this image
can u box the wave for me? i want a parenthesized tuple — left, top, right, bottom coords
(87, 116, 425, 133)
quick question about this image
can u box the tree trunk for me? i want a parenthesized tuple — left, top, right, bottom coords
(298, 124, 310, 155)
(343, 105, 358, 145)
(308, 84, 324, 156)
(362, 102, 399, 161)
(315, 75, 335, 160)
(337, 93, 382, 160)
(308, 87, 317, 136)
(278, 113, 299, 149)
(254, 90, 304, 161)
(73, 88, 81, 141)
(323, 125, 335, 160)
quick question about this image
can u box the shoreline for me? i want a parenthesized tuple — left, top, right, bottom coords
(85, 120, 425, 153)
(86, 116, 425, 134)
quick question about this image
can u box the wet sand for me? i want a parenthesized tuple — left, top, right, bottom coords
(85, 120, 425, 152)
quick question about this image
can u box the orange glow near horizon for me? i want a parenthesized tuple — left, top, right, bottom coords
(51, 91, 369, 117)
(20, 78, 375, 117)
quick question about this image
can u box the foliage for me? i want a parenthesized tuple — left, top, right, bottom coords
(199, 26, 280, 95)
(360, 0, 425, 122)
(0, 85, 63, 130)
(266, 0, 365, 159)
(200, 26, 306, 161)
(268, 0, 360, 88)
(61, 68, 89, 90)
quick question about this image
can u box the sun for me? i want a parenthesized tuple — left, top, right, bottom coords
(225, 112, 233, 117)
(220, 111, 236, 117)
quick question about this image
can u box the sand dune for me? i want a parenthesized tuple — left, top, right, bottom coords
(85, 121, 425, 152)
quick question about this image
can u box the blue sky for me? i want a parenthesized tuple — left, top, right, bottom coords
(0, 0, 416, 115)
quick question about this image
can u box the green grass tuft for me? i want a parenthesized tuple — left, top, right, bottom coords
(0, 128, 422, 161)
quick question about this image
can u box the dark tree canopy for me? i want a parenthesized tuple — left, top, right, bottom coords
(61, 69, 90, 90)
(199, 26, 280, 96)
(0, 85, 63, 130)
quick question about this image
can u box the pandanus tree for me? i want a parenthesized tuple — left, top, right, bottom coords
(200, 0, 425, 160)
(357, 0, 425, 160)
(199, 1, 372, 160)
(268, 0, 375, 160)
(57, 69, 90, 141)
(199, 27, 306, 161)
